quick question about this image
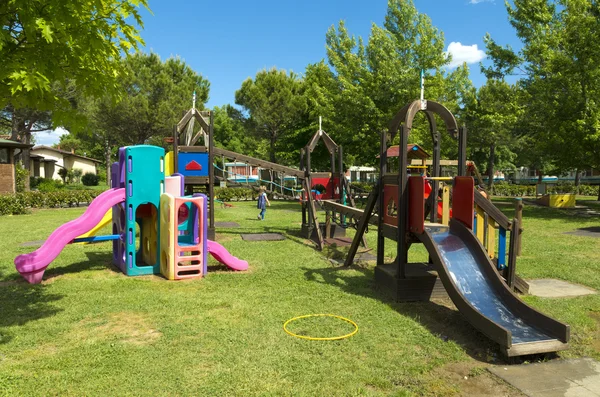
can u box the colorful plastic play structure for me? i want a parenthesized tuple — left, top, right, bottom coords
(14, 145, 248, 284)
(322, 99, 570, 357)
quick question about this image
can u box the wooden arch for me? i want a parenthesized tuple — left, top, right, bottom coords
(388, 100, 458, 141)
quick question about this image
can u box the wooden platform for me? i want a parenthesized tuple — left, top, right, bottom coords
(374, 262, 448, 302)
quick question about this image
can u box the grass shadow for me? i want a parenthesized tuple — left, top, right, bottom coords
(43, 251, 119, 281)
(0, 271, 64, 346)
(302, 263, 551, 364)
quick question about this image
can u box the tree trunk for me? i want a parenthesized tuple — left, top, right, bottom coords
(574, 168, 580, 195)
(105, 140, 112, 187)
(487, 143, 495, 190)
(12, 115, 30, 190)
(269, 130, 277, 163)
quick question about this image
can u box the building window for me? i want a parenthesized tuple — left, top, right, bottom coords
(0, 148, 9, 164)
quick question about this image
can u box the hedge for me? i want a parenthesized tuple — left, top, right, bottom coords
(0, 190, 105, 216)
(214, 187, 256, 202)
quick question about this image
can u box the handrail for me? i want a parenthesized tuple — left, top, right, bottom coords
(474, 189, 511, 230)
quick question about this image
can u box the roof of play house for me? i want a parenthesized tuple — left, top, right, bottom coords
(377, 144, 430, 160)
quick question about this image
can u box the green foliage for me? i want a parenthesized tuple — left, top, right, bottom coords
(484, 0, 600, 173)
(235, 68, 307, 163)
(36, 178, 64, 192)
(57, 168, 68, 184)
(72, 168, 83, 184)
(214, 187, 255, 202)
(81, 173, 100, 186)
(0, 189, 103, 215)
(490, 183, 535, 197)
(213, 105, 261, 156)
(350, 182, 375, 193)
(14, 165, 29, 193)
(0, 0, 149, 119)
(68, 52, 210, 176)
(303, 0, 474, 167)
(0, 194, 27, 215)
(465, 79, 521, 188)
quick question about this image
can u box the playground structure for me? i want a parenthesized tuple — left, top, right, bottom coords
(14, 145, 248, 284)
(170, 107, 357, 250)
(321, 99, 569, 357)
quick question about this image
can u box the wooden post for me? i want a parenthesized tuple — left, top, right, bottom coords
(476, 205, 485, 244)
(377, 130, 387, 268)
(487, 217, 496, 259)
(397, 125, 409, 279)
(442, 186, 450, 226)
(458, 126, 467, 176)
(325, 210, 331, 240)
(514, 198, 523, 256)
(506, 218, 519, 290)
(430, 131, 440, 223)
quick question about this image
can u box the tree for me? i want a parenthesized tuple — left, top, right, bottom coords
(1, 0, 148, 183)
(483, 0, 600, 197)
(466, 79, 521, 189)
(305, 0, 474, 166)
(70, 52, 210, 184)
(1, 0, 148, 112)
(235, 68, 307, 163)
(212, 105, 261, 157)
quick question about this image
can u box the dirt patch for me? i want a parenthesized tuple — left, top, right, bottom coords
(74, 312, 161, 346)
(214, 233, 235, 242)
(435, 362, 525, 396)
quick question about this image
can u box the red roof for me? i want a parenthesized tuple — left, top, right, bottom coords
(377, 144, 429, 159)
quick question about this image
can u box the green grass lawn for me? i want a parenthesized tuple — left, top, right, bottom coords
(0, 197, 599, 396)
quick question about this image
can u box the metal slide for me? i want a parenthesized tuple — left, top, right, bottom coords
(419, 219, 569, 357)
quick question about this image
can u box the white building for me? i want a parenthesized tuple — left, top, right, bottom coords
(30, 146, 101, 181)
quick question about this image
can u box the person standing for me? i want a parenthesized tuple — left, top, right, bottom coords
(257, 186, 270, 220)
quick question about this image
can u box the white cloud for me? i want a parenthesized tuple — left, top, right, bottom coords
(446, 42, 486, 68)
(469, 0, 494, 4)
(33, 127, 69, 146)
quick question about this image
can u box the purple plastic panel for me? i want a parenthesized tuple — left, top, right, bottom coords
(172, 172, 185, 196)
(111, 162, 119, 189)
(118, 147, 127, 187)
(193, 193, 208, 276)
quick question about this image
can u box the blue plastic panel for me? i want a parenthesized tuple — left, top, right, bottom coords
(178, 152, 209, 177)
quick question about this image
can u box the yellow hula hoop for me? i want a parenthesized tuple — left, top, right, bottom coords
(283, 314, 358, 341)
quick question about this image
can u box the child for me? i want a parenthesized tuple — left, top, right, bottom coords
(257, 186, 270, 220)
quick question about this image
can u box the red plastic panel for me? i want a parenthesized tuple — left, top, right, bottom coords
(452, 176, 474, 229)
(408, 176, 425, 234)
(311, 176, 340, 200)
(383, 184, 399, 226)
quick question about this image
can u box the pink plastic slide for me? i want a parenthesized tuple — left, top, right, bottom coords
(207, 240, 249, 271)
(14, 188, 126, 284)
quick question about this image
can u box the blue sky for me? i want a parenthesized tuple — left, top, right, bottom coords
(37, 0, 520, 145)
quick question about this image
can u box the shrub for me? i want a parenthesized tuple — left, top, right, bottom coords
(578, 184, 599, 196)
(72, 168, 83, 184)
(0, 189, 106, 215)
(15, 165, 29, 192)
(350, 181, 375, 193)
(58, 168, 69, 183)
(37, 179, 64, 192)
(490, 183, 536, 197)
(0, 194, 27, 215)
(82, 172, 100, 186)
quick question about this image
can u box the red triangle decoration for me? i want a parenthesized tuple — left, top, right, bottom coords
(185, 160, 202, 171)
